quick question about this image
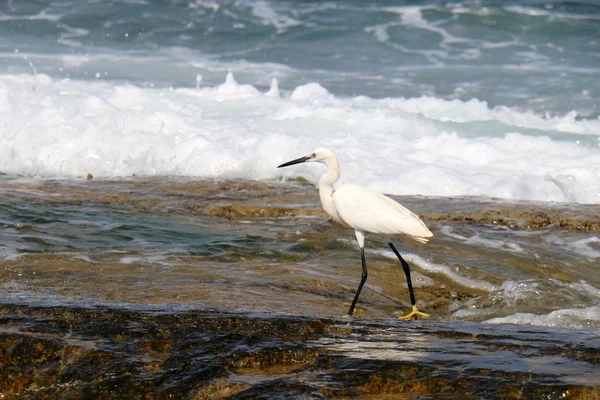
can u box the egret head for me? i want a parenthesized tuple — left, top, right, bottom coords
(277, 148, 337, 168)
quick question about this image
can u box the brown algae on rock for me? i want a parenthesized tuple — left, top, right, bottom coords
(0, 304, 598, 399)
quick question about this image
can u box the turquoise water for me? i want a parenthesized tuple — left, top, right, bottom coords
(1, 204, 225, 257)
(1, 1, 599, 202)
(1, 0, 598, 116)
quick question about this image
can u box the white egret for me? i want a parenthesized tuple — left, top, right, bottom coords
(278, 148, 432, 319)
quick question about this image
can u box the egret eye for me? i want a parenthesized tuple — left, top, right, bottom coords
(312, 153, 316, 158)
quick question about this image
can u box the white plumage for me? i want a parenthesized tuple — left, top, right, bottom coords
(278, 148, 432, 319)
(333, 184, 432, 243)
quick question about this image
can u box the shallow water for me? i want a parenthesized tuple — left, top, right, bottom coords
(1, 176, 598, 329)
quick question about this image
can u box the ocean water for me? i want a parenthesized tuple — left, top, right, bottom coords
(1, 1, 600, 331)
(0, 0, 599, 202)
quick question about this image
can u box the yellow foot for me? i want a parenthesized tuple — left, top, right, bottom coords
(398, 305, 430, 320)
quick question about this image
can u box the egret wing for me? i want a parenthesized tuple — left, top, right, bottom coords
(332, 184, 432, 241)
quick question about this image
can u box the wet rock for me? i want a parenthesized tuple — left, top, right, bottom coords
(1, 177, 598, 323)
(206, 204, 324, 219)
(0, 304, 599, 399)
(2, 178, 598, 230)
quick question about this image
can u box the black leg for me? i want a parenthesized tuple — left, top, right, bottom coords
(388, 242, 430, 320)
(388, 242, 416, 306)
(347, 247, 368, 317)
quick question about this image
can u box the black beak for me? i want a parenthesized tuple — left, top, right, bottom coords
(277, 156, 310, 168)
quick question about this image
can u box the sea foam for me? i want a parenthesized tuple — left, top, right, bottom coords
(454, 279, 600, 329)
(485, 306, 600, 330)
(1, 73, 599, 204)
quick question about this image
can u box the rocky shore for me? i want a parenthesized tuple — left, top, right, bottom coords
(1, 303, 599, 399)
(1, 177, 599, 398)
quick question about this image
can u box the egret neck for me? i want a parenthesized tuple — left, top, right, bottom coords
(318, 155, 341, 224)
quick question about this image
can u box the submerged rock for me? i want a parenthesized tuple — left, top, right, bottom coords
(0, 304, 598, 399)
(0, 177, 599, 325)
